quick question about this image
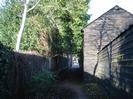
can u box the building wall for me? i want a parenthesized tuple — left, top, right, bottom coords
(96, 25, 133, 95)
(83, 6, 133, 75)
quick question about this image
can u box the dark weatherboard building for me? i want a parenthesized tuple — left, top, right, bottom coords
(82, 5, 133, 75)
(82, 5, 133, 95)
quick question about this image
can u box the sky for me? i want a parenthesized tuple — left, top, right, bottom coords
(0, 0, 4, 4)
(88, 0, 133, 23)
(0, 0, 5, 6)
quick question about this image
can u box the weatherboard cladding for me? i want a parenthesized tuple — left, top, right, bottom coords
(96, 25, 133, 95)
(83, 5, 133, 75)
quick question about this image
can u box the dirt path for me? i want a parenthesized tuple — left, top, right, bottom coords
(59, 82, 89, 99)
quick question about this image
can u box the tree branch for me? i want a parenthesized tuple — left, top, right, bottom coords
(27, 0, 41, 12)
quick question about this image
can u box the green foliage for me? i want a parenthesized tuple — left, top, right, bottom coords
(0, 0, 21, 47)
(42, 0, 90, 55)
(0, 0, 89, 55)
(0, 0, 49, 54)
(27, 70, 77, 98)
(28, 70, 57, 94)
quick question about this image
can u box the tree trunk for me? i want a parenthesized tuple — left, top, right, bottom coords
(15, 2, 28, 51)
(15, 0, 40, 51)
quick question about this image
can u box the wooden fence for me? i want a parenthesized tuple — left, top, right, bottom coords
(95, 25, 133, 95)
(7, 51, 70, 99)
(8, 51, 49, 99)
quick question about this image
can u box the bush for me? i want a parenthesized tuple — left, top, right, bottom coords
(28, 70, 57, 95)
(26, 70, 78, 99)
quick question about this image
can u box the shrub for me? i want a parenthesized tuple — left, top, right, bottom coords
(28, 70, 57, 95)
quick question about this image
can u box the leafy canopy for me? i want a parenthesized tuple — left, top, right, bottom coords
(0, 0, 89, 55)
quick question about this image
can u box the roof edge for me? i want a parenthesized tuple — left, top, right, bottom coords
(82, 5, 133, 31)
(98, 24, 133, 54)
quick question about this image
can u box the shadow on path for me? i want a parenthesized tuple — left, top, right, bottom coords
(59, 81, 89, 99)
(84, 72, 133, 99)
(57, 68, 89, 99)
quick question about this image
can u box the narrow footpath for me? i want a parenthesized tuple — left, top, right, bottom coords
(59, 81, 89, 99)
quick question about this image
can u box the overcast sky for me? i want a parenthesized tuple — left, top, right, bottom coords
(0, 0, 4, 4)
(88, 0, 133, 23)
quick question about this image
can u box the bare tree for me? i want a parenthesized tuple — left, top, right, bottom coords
(15, 0, 40, 51)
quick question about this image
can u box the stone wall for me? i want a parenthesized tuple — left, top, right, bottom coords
(83, 6, 133, 75)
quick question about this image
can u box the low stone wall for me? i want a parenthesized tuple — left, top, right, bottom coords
(95, 25, 133, 95)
